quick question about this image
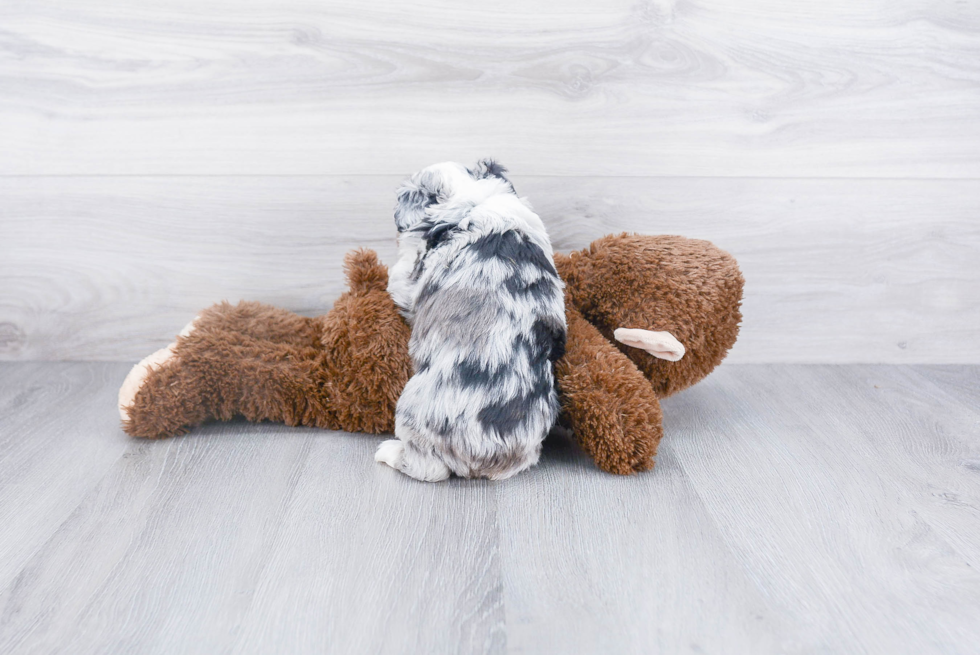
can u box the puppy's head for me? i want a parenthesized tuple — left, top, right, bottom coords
(393, 159, 515, 235)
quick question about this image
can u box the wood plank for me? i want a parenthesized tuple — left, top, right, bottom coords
(1, 364, 782, 654)
(531, 177, 980, 364)
(0, 363, 130, 595)
(230, 436, 504, 655)
(2, 363, 980, 652)
(1, 0, 979, 176)
(0, 364, 503, 653)
(0, 420, 317, 654)
(0, 176, 400, 362)
(908, 365, 980, 409)
(815, 365, 980, 572)
(2, 176, 977, 363)
(497, 435, 786, 654)
(662, 364, 980, 654)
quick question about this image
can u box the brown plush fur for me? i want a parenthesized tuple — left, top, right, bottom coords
(122, 235, 743, 475)
(556, 233, 744, 399)
(556, 306, 663, 475)
(124, 250, 411, 438)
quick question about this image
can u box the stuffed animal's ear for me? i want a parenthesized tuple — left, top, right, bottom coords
(614, 328, 686, 362)
(344, 248, 389, 295)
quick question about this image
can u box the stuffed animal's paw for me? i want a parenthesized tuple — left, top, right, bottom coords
(118, 318, 196, 422)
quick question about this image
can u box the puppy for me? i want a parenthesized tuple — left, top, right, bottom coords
(375, 160, 567, 482)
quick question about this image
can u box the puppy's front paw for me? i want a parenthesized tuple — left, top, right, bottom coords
(375, 439, 405, 469)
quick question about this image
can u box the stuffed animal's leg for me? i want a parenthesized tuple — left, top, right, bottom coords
(188, 300, 322, 346)
(556, 307, 664, 475)
(120, 250, 412, 439)
(118, 317, 200, 431)
(120, 302, 321, 438)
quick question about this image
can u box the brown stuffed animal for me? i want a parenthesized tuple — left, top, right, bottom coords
(119, 233, 742, 475)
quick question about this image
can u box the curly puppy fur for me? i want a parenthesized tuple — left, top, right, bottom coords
(121, 234, 742, 476)
(380, 160, 566, 481)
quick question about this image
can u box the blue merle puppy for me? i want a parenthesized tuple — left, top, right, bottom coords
(375, 160, 567, 482)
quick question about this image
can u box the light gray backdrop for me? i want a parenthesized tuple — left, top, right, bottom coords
(2, 0, 978, 363)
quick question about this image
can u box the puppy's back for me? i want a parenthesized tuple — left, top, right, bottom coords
(397, 227, 566, 480)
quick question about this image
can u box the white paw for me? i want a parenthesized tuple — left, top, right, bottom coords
(614, 327, 686, 362)
(117, 318, 197, 422)
(375, 439, 405, 468)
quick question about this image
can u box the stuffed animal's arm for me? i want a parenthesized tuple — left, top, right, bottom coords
(119, 301, 323, 438)
(555, 307, 664, 475)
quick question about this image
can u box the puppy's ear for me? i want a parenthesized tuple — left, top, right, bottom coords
(394, 182, 437, 232)
(471, 158, 511, 183)
(418, 221, 456, 251)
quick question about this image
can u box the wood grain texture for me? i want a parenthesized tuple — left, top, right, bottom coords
(2, 363, 979, 654)
(1, 0, 979, 176)
(662, 365, 980, 654)
(230, 438, 504, 655)
(496, 441, 784, 654)
(909, 365, 980, 409)
(2, 176, 977, 363)
(0, 363, 504, 655)
(0, 176, 400, 362)
(0, 363, 130, 590)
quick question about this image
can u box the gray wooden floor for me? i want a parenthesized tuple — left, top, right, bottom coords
(1, 363, 978, 654)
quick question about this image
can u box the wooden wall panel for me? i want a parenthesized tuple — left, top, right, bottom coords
(2, 176, 977, 363)
(0, 0, 978, 176)
(1, 1, 977, 362)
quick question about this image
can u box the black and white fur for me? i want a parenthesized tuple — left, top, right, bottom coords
(375, 160, 567, 482)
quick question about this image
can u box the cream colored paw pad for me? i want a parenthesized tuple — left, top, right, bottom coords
(117, 317, 198, 422)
